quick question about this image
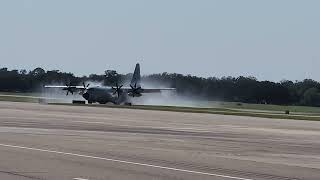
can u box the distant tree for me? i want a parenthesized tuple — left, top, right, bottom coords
(104, 70, 119, 86)
(19, 69, 27, 75)
(302, 88, 320, 106)
(31, 67, 45, 77)
(2, 66, 320, 107)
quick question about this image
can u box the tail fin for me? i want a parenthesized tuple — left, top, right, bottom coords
(130, 63, 141, 87)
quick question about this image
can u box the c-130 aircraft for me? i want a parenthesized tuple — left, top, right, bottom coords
(45, 63, 175, 105)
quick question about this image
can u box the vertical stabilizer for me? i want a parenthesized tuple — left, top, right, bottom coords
(130, 63, 141, 87)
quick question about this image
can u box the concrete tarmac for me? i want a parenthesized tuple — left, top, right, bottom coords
(0, 101, 319, 180)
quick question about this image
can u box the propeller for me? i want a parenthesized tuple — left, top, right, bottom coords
(62, 83, 74, 96)
(79, 82, 90, 95)
(129, 83, 142, 97)
(112, 83, 123, 98)
(82, 82, 90, 89)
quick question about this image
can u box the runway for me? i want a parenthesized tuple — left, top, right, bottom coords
(0, 102, 319, 179)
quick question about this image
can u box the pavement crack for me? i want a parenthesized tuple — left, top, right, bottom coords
(0, 170, 46, 180)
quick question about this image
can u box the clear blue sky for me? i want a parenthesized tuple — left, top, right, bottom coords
(0, 0, 319, 81)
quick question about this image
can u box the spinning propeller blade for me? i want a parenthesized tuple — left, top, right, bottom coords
(129, 83, 142, 97)
(63, 83, 74, 96)
(112, 83, 123, 98)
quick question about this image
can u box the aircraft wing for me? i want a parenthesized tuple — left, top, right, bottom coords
(120, 87, 176, 93)
(142, 88, 176, 93)
(44, 85, 86, 89)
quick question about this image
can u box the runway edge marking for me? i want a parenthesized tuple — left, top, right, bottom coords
(0, 143, 253, 180)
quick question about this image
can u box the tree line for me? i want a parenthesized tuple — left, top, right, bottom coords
(1, 67, 320, 107)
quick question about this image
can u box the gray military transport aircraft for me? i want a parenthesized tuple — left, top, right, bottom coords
(45, 63, 175, 105)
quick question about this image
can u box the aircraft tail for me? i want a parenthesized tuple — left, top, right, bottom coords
(130, 63, 141, 87)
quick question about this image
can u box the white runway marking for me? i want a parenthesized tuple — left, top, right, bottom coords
(0, 143, 252, 180)
(73, 178, 89, 180)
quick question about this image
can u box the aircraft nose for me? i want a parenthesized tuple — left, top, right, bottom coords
(82, 92, 89, 100)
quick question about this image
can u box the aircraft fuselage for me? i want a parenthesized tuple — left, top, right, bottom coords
(82, 87, 118, 104)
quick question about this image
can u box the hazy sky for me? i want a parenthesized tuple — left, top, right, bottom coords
(0, 0, 319, 81)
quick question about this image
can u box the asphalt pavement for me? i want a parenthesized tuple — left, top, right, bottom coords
(0, 101, 319, 180)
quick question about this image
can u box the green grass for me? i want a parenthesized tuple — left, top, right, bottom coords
(0, 96, 38, 103)
(209, 101, 320, 114)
